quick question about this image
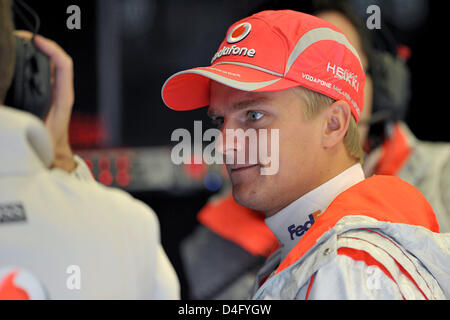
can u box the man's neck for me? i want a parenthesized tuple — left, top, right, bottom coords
(265, 162, 365, 261)
(265, 159, 359, 217)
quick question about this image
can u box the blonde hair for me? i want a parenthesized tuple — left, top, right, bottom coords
(294, 86, 364, 164)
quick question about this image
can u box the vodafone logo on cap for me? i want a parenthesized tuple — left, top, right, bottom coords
(227, 22, 252, 44)
(211, 22, 256, 64)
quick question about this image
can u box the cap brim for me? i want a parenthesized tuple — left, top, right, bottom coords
(161, 64, 300, 111)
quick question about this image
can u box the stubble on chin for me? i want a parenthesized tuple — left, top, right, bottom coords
(231, 177, 269, 212)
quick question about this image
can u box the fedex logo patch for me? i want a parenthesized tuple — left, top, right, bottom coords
(287, 210, 322, 240)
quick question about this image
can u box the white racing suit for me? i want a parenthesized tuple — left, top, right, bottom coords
(370, 122, 450, 233)
(251, 175, 449, 300)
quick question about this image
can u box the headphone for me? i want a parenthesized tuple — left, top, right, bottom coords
(4, 0, 51, 120)
(361, 18, 412, 150)
(368, 32, 412, 125)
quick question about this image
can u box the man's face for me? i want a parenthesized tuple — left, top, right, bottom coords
(208, 81, 325, 216)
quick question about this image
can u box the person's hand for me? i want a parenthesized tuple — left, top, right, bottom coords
(15, 31, 76, 173)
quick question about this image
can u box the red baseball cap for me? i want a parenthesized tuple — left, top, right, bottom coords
(161, 10, 365, 122)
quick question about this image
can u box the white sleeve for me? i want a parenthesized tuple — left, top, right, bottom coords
(151, 245, 181, 299)
(305, 229, 436, 300)
(134, 202, 180, 300)
(306, 254, 408, 300)
(49, 160, 180, 299)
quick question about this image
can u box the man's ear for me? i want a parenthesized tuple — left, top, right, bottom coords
(322, 100, 351, 149)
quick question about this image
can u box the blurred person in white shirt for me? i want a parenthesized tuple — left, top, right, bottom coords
(0, 0, 179, 299)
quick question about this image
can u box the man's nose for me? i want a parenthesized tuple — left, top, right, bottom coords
(215, 121, 245, 162)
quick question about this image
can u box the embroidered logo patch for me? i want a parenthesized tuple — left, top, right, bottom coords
(0, 203, 27, 224)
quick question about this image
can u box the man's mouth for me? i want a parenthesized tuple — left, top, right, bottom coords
(229, 164, 259, 172)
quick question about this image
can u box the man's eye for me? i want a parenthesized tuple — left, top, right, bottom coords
(248, 111, 264, 121)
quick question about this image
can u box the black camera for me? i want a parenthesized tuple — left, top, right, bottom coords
(5, 36, 51, 119)
(4, 0, 51, 120)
